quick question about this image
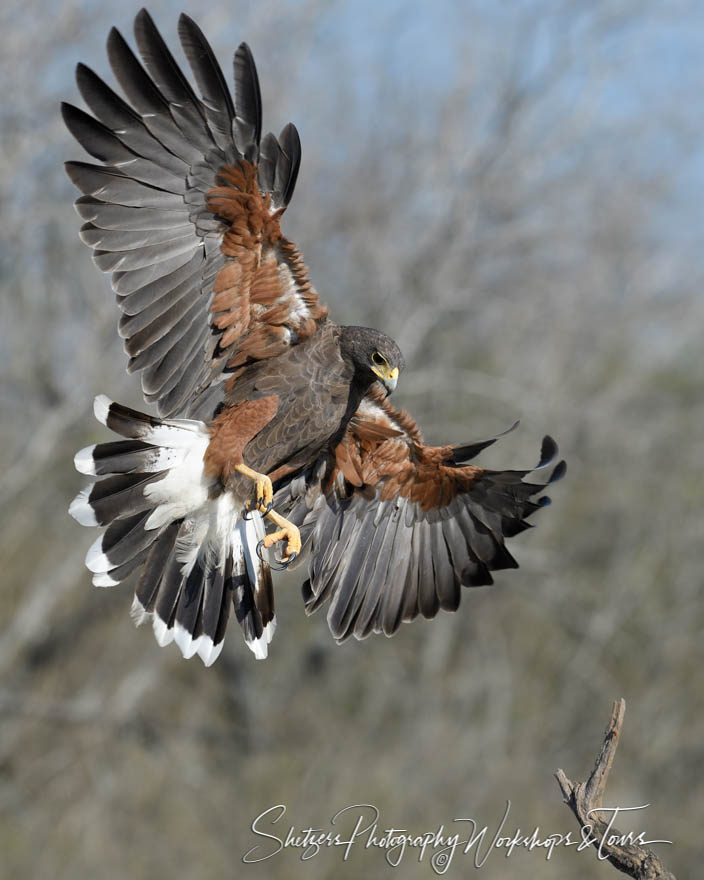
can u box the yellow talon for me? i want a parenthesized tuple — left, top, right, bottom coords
(262, 509, 301, 562)
(234, 463, 273, 513)
(234, 463, 300, 563)
(256, 475, 274, 513)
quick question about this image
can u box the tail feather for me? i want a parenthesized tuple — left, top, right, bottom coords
(93, 394, 204, 445)
(152, 544, 186, 644)
(135, 519, 181, 610)
(69, 472, 164, 526)
(75, 439, 185, 475)
(209, 561, 231, 646)
(85, 511, 158, 572)
(70, 395, 276, 664)
(175, 562, 209, 644)
(94, 552, 149, 588)
(205, 553, 233, 665)
(233, 516, 276, 660)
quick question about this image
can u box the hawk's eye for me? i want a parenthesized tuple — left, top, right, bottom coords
(371, 351, 386, 367)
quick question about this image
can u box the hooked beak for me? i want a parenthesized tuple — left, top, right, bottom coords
(372, 365, 399, 394)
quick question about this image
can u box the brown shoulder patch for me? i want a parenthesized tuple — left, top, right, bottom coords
(204, 395, 279, 480)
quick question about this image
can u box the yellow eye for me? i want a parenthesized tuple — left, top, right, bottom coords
(371, 351, 386, 367)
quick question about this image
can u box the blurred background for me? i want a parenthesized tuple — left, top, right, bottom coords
(0, 0, 701, 877)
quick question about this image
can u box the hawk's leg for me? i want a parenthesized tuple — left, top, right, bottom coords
(233, 462, 300, 566)
(234, 462, 274, 514)
(257, 509, 302, 567)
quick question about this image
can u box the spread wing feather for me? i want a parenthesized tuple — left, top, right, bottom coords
(277, 387, 566, 642)
(64, 9, 327, 418)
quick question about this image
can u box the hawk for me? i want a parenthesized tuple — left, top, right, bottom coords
(66, 10, 565, 664)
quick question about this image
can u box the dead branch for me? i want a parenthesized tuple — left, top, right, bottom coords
(555, 699, 676, 879)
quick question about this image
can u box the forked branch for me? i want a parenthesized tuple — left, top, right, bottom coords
(555, 699, 676, 879)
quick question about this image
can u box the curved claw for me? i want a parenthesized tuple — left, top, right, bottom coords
(245, 499, 273, 519)
(256, 540, 297, 571)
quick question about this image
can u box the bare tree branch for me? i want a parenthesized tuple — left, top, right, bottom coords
(555, 699, 677, 880)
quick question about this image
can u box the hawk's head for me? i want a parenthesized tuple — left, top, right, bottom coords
(339, 326, 405, 395)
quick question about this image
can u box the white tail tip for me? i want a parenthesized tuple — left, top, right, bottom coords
(93, 394, 112, 425)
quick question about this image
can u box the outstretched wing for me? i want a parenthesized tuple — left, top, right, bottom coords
(63, 9, 327, 418)
(276, 386, 566, 642)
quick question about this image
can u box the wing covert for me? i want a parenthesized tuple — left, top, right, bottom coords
(64, 9, 327, 418)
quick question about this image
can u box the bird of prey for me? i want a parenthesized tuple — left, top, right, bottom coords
(66, 9, 565, 665)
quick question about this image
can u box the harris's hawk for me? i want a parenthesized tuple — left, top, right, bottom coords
(66, 10, 565, 664)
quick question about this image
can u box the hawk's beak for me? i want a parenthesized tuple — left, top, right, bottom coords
(372, 365, 399, 393)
